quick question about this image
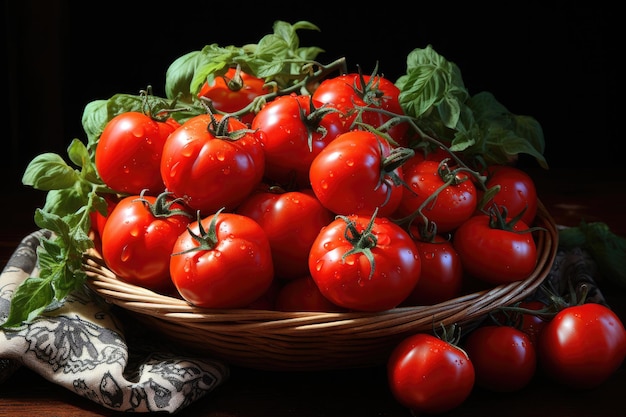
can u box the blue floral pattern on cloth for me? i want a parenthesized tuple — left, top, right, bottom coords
(0, 230, 229, 413)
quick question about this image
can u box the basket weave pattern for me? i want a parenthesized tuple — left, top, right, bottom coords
(83, 201, 558, 371)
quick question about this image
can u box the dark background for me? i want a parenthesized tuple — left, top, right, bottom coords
(3, 1, 619, 196)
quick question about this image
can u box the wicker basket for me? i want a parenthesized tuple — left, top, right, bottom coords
(83, 200, 558, 371)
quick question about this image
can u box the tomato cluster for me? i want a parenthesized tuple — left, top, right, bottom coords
(87, 46, 624, 415)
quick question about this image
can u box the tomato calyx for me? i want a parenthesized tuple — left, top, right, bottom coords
(133, 190, 193, 219)
(485, 204, 544, 234)
(300, 96, 344, 152)
(173, 208, 226, 255)
(202, 110, 255, 141)
(337, 209, 380, 279)
(351, 63, 387, 108)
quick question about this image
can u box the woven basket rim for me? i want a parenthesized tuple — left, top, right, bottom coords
(83, 199, 559, 370)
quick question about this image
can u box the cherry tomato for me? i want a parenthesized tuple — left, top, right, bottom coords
(453, 213, 537, 285)
(95, 111, 179, 195)
(170, 210, 274, 309)
(251, 94, 347, 188)
(463, 325, 537, 392)
(312, 72, 409, 146)
(100, 192, 192, 292)
(309, 130, 406, 217)
(274, 275, 346, 312)
(198, 67, 269, 125)
(480, 165, 538, 226)
(404, 233, 463, 305)
(394, 159, 477, 233)
(160, 113, 265, 215)
(387, 333, 475, 415)
(236, 189, 334, 280)
(308, 212, 421, 312)
(537, 302, 626, 389)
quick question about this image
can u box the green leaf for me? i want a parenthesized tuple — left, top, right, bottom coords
(22, 153, 80, 190)
(1, 277, 54, 328)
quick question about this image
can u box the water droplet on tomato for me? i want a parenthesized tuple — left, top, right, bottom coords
(424, 252, 435, 260)
(345, 159, 354, 167)
(181, 143, 194, 157)
(315, 260, 324, 272)
(120, 245, 131, 262)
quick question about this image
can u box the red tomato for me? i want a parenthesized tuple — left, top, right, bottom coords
(463, 325, 537, 392)
(480, 165, 538, 226)
(100, 192, 192, 292)
(387, 333, 475, 414)
(160, 113, 265, 215)
(95, 112, 179, 195)
(198, 67, 269, 125)
(312, 72, 409, 146)
(309, 130, 406, 217)
(493, 300, 550, 345)
(453, 213, 537, 285)
(251, 94, 347, 188)
(274, 275, 346, 312)
(236, 189, 334, 280)
(308, 213, 421, 312)
(404, 233, 463, 305)
(537, 302, 626, 389)
(170, 210, 274, 309)
(394, 159, 477, 233)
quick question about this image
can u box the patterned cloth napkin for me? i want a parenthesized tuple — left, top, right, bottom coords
(0, 229, 607, 413)
(0, 230, 229, 414)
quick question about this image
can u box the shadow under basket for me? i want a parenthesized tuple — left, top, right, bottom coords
(83, 201, 558, 371)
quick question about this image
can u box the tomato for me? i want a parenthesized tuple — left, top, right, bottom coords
(463, 325, 537, 392)
(170, 210, 274, 309)
(394, 159, 477, 233)
(308, 212, 421, 312)
(251, 94, 347, 188)
(387, 333, 475, 414)
(100, 192, 192, 292)
(312, 71, 409, 146)
(95, 111, 179, 195)
(274, 275, 346, 312)
(404, 233, 463, 305)
(479, 165, 538, 226)
(453, 212, 537, 285)
(494, 300, 550, 345)
(198, 67, 269, 125)
(309, 130, 407, 217)
(537, 302, 626, 389)
(236, 188, 334, 280)
(160, 113, 265, 215)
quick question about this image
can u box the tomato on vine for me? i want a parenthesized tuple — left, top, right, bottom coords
(309, 130, 410, 217)
(308, 209, 421, 312)
(160, 112, 265, 215)
(453, 207, 538, 285)
(312, 69, 409, 146)
(198, 66, 269, 125)
(394, 158, 478, 233)
(251, 94, 347, 188)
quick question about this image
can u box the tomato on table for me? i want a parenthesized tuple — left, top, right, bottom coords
(463, 324, 537, 392)
(170, 209, 274, 309)
(308, 211, 421, 312)
(537, 302, 626, 389)
(387, 332, 475, 415)
(100, 191, 193, 292)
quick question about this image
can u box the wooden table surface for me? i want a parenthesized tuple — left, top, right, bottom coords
(1, 167, 625, 417)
